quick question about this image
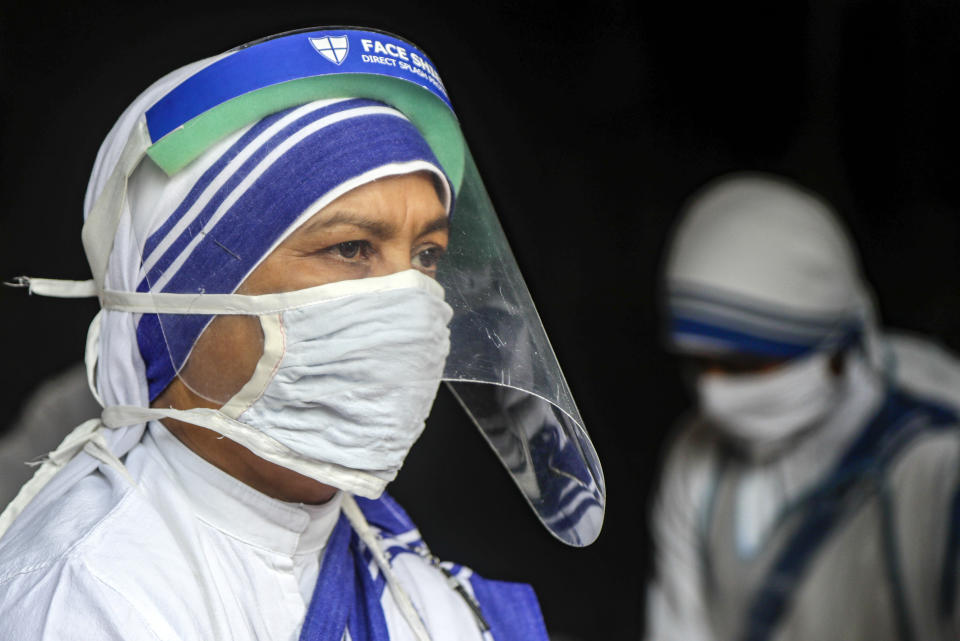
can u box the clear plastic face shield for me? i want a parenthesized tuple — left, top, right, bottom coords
(96, 28, 604, 546)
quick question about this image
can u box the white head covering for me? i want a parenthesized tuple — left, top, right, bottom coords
(87, 58, 222, 444)
(0, 60, 224, 539)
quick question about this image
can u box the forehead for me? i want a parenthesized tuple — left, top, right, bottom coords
(331, 171, 446, 208)
(292, 172, 449, 238)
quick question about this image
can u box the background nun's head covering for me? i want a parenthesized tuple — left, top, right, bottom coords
(662, 172, 876, 360)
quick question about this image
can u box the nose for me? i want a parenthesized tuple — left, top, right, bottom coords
(370, 242, 415, 277)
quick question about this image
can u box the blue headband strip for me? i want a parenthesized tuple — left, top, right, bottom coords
(137, 98, 449, 400)
(670, 317, 816, 358)
(145, 29, 452, 144)
(667, 288, 861, 358)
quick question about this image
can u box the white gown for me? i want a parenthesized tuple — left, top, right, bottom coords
(646, 336, 960, 641)
(0, 422, 487, 641)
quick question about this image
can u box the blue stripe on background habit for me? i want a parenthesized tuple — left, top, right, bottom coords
(939, 481, 960, 619)
(741, 391, 958, 641)
(671, 316, 815, 358)
(670, 288, 851, 334)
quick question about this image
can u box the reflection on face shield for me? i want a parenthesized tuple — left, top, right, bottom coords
(447, 306, 604, 543)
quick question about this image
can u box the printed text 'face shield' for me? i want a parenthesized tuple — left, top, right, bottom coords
(113, 28, 604, 546)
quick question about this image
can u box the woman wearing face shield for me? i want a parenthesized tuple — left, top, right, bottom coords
(0, 28, 605, 641)
(645, 173, 960, 641)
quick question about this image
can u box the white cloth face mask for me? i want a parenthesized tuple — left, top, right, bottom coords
(83, 269, 453, 499)
(217, 278, 453, 484)
(4, 270, 452, 507)
(696, 351, 842, 454)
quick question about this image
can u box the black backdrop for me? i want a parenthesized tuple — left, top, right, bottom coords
(1, 2, 958, 639)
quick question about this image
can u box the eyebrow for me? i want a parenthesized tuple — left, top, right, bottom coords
(301, 209, 449, 240)
(418, 215, 450, 238)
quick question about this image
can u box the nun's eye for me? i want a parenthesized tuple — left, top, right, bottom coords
(333, 241, 371, 259)
(413, 246, 446, 271)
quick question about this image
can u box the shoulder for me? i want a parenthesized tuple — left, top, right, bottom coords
(0, 469, 163, 641)
(886, 331, 960, 412)
(0, 466, 131, 584)
(653, 416, 723, 523)
(0, 454, 213, 641)
(886, 415, 960, 499)
(0, 554, 161, 640)
(877, 387, 960, 534)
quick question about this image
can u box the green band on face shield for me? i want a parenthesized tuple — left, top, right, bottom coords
(147, 74, 466, 190)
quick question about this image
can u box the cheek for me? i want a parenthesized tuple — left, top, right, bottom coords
(178, 314, 264, 403)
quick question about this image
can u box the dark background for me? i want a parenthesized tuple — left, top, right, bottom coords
(1, 1, 958, 639)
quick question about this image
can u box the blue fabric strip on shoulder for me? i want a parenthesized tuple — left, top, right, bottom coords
(302, 493, 549, 641)
(355, 493, 417, 537)
(347, 541, 390, 641)
(741, 389, 958, 641)
(469, 575, 550, 641)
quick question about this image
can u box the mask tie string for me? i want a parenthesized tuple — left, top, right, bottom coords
(341, 494, 434, 641)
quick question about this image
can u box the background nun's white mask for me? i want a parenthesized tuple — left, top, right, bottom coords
(696, 351, 844, 455)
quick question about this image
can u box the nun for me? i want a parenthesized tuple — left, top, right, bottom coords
(646, 172, 960, 641)
(0, 28, 605, 641)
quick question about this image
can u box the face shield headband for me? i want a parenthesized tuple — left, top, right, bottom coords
(3, 28, 605, 548)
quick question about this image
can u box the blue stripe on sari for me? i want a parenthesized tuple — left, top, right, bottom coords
(300, 494, 548, 641)
(299, 515, 355, 641)
(469, 575, 550, 641)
